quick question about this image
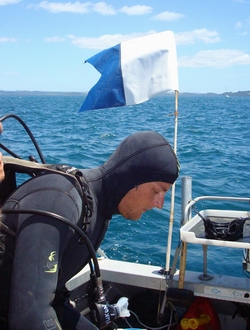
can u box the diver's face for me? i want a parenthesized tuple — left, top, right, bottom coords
(118, 182, 172, 220)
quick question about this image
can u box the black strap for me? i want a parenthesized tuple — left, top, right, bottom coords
(203, 217, 249, 241)
(193, 207, 250, 241)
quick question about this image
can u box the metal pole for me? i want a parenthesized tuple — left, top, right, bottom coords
(181, 176, 192, 226)
(165, 90, 179, 272)
(199, 245, 213, 281)
(179, 177, 192, 288)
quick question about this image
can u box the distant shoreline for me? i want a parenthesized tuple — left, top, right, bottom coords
(0, 90, 249, 97)
(0, 90, 87, 97)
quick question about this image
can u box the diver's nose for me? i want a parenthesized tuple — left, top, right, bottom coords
(154, 192, 165, 209)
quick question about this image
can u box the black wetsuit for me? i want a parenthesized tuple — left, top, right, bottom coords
(0, 131, 179, 329)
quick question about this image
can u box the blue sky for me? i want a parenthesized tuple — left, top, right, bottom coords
(1, 0, 250, 93)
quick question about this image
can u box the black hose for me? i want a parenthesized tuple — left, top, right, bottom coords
(2, 208, 101, 278)
(0, 113, 46, 164)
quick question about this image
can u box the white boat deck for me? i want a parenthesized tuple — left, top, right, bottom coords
(67, 258, 250, 305)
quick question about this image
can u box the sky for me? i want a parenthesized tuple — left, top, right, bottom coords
(0, 0, 250, 94)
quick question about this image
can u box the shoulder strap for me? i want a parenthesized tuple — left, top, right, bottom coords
(1, 156, 93, 232)
(2, 156, 75, 176)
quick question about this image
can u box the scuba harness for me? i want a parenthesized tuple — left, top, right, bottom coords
(0, 156, 93, 234)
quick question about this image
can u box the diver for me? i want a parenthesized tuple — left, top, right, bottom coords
(0, 130, 179, 329)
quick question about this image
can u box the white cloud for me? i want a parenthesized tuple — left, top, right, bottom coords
(235, 17, 250, 35)
(68, 29, 221, 50)
(179, 49, 250, 68)
(0, 37, 17, 43)
(175, 29, 220, 45)
(92, 2, 116, 15)
(235, 21, 243, 29)
(67, 31, 155, 49)
(119, 5, 152, 15)
(0, 0, 20, 4)
(238, 31, 248, 35)
(44, 36, 65, 42)
(152, 11, 184, 21)
(36, 1, 90, 13)
(33, 1, 115, 14)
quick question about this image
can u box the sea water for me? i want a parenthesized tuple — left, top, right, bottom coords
(0, 94, 249, 278)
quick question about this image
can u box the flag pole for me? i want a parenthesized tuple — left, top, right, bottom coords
(165, 90, 179, 272)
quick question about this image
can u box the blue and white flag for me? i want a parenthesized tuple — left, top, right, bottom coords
(79, 31, 178, 112)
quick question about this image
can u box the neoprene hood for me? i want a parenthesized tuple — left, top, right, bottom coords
(99, 131, 180, 216)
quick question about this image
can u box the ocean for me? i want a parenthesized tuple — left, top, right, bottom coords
(0, 94, 249, 278)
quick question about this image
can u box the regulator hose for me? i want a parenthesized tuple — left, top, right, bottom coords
(0, 113, 46, 163)
(2, 208, 103, 291)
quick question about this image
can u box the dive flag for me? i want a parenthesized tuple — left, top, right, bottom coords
(79, 30, 178, 112)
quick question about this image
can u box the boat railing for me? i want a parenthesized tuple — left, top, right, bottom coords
(183, 195, 250, 226)
(181, 176, 250, 226)
(178, 176, 250, 293)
